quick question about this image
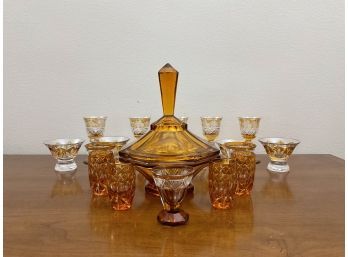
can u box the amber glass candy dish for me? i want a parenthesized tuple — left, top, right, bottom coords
(153, 166, 194, 226)
(119, 64, 219, 195)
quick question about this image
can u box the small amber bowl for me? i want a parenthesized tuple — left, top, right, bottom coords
(259, 137, 300, 173)
(44, 139, 84, 173)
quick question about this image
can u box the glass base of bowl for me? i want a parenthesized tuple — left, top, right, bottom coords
(54, 169, 77, 181)
(267, 169, 289, 182)
(267, 161, 289, 173)
(55, 159, 77, 172)
(157, 209, 189, 226)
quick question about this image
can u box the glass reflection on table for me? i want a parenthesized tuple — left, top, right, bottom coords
(50, 171, 83, 198)
(261, 170, 293, 200)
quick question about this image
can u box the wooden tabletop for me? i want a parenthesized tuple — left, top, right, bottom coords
(4, 155, 344, 257)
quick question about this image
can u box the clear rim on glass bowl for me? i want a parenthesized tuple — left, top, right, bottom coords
(129, 117, 151, 120)
(258, 137, 300, 146)
(216, 138, 239, 146)
(43, 138, 85, 146)
(200, 116, 222, 120)
(83, 116, 107, 119)
(224, 141, 256, 150)
(238, 116, 261, 119)
(98, 136, 130, 143)
(85, 143, 114, 151)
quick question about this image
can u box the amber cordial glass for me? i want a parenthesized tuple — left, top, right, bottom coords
(85, 143, 115, 196)
(201, 117, 222, 142)
(153, 166, 194, 226)
(107, 162, 135, 211)
(259, 137, 300, 173)
(83, 116, 107, 142)
(238, 117, 261, 142)
(225, 141, 256, 196)
(51, 172, 83, 198)
(209, 159, 237, 209)
(44, 139, 84, 172)
(129, 117, 151, 139)
(179, 116, 188, 124)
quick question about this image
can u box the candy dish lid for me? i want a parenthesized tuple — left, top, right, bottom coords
(119, 64, 219, 167)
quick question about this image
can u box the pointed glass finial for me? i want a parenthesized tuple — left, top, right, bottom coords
(158, 63, 178, 116)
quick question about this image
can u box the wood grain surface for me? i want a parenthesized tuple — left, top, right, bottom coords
(4, 155, 344, 257)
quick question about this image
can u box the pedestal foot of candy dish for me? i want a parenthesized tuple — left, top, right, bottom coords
(157, 209, 189, 226)
(153, 165, 194, 226)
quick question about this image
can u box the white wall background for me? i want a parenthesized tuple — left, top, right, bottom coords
(4, 0, 344, 158)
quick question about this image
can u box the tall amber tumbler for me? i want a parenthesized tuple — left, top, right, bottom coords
(85, 143, 115, 196)
(209, 159, 237, 209)
(107, 161, 135, 211)
(226, 142, 256, 196)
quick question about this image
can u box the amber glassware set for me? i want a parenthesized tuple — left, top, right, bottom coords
(44, 63, 300, 226)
